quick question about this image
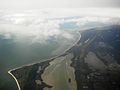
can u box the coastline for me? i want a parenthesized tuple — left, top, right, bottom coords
(8, 31, 81, 90)
(8, 70, 21, 90)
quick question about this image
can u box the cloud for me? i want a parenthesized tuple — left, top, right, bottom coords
(0, 18, 75, 44)
(0, 9, 119, 45)
(2, 33, 11, 39)
(0, 0, 120, 10)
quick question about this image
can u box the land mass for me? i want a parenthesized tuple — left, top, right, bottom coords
(8, 25, 120, 90)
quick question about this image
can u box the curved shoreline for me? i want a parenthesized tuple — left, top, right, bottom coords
(8, 31, 81, 90)
(8, 70, 21, 90)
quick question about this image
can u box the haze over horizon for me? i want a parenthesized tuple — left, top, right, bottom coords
(0, 0, 120, 10)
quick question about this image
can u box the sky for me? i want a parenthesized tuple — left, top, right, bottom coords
(0, 0, 120, 10)
(0, 0, 120, 45)
(0, 10, 119, 44)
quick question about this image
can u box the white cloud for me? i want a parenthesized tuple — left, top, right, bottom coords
(0, 9, 119, 45)
(3, 33, 11, 39)
(0, 18, 75, 44)
(76, 16, 110, 26)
